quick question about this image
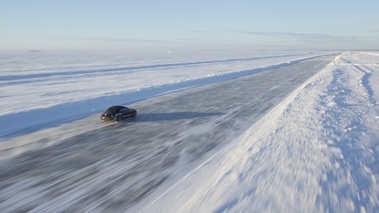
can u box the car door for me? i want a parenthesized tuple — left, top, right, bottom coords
(114, 108, 122, 119)
(120, 107, 130, 118)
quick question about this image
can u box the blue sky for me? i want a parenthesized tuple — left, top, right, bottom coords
(1, 0, 378, 51)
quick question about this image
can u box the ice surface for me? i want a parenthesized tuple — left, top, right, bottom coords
(0, 50, 328, 138)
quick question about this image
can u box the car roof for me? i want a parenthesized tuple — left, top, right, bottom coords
(106, 105, 126, 111)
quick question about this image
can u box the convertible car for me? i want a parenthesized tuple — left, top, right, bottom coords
(100, 106, 137, 122)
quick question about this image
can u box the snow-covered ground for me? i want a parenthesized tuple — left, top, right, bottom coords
(131, 51, 379, 213)
(0, 50, 328, 138)
(1, 51, 378, 212)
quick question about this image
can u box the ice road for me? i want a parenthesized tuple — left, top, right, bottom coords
(0, 54, 338, 212)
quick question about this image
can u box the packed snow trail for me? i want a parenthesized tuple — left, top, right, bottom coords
(0, 56, 334, 212)
(131, 52, 379, 213)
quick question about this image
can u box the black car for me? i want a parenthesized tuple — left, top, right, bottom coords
(100, 106, 137, 122)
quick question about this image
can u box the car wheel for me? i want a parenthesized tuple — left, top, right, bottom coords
(132, 111, 137, 118)
(116, 115, 121, 122)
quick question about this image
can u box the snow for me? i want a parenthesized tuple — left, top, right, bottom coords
(1, 50, 379, 212)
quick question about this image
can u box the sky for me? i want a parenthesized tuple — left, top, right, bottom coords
(1, 0, 379, 51)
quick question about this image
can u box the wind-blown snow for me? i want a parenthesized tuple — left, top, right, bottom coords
(131, 52, 379, 213)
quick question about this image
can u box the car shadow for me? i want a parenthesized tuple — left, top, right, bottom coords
(121, 111, 224, 122)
